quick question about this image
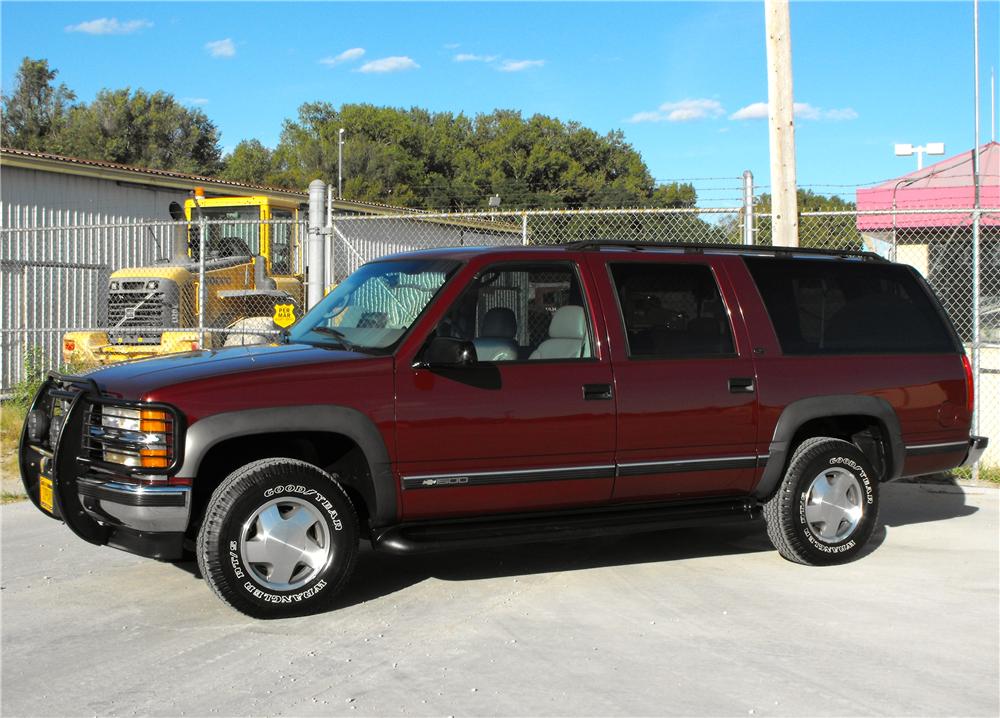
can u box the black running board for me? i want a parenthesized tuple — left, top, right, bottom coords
(371, 497, 761, 555)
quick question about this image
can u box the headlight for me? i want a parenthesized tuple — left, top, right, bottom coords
(99, 406, 173, 469)
(146, 280, 159, 290)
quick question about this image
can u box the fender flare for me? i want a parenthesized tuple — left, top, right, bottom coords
(753, 395, 904, 500)
(177, 405, 396, 526)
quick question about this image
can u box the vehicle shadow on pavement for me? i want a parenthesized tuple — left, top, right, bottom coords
(335, 521, 775, 609)
(880, 476, 979, 527)
(169, 478, 980, 614)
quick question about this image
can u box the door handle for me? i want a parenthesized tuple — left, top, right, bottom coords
(728, 377, 755, 393)
(583, 383, 613, 401)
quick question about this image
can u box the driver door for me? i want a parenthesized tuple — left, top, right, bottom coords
(394, 260, 616, 520)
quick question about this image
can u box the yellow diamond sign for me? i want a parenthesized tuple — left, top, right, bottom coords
(272, 303, 296, 329)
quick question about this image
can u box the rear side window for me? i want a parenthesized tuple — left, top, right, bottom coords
(744, 257, 958, 354)
(609, 263, 735, 358)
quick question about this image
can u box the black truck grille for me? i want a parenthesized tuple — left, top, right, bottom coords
(107, 279, 177, 344)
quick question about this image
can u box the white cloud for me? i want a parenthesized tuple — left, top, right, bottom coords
(822, 107, 859, 121)
(627, 111, 665, 124)
(320, 47, 365, 66)
(65, 18, 152, 35)
(793, 102, 823, 120)
(730, 101, 858, 121)
(358, 56, 420, 73)
(454, 53, 498, 63)
(628, 98, 725, 123)
(182, 97, 209, 106)
(498, 59, 545, 72)
(205, 38, 236, 58)
(729, 102, 769, 120)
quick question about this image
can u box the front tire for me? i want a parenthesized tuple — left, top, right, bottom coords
(197, 458, 359, 618)
(764, 437, 880, 565)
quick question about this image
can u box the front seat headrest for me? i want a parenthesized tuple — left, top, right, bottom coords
(548, 305, 586, 339)
(482, 307, 517, 339)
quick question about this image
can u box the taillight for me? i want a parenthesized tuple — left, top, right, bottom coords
(962, 353, 975, 415)
(64, 339, 76, 352)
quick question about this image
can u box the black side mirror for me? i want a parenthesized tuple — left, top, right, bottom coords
(416, 337, 477, 369)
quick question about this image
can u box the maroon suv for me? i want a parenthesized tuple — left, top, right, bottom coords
(20, 242, 987, 617)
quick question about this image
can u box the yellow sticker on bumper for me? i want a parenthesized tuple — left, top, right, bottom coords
(39, 476, 54, 514)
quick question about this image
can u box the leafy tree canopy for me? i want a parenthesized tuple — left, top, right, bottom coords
(4, 57, 704, 209)
(220, 139, 274, 185)
(260, 103, 696, 210)
(756, 189, 860, 249)
(1, 58, 75, 151)
(53, 88, 222, 175)
(2, 57, 221, 175)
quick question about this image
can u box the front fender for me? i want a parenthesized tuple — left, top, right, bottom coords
(177, 405, 396, 526)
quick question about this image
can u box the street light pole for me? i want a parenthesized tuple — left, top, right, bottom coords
(338, 128, 345, 200)
(893, 142, 945, 170)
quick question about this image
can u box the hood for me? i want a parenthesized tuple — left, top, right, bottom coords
(83, 342, 376, 398)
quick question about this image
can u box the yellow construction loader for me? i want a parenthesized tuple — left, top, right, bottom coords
(63, 191, 305, 366)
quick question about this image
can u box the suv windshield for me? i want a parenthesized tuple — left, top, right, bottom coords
(289, 258, 460, 352)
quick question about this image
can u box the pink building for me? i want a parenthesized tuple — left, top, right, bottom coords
(854, 143, 999, 344)
(856, 141, 999, 230)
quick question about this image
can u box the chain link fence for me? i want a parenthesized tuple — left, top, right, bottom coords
(3, 205, 997, 466)
(1, 217, 307, 388)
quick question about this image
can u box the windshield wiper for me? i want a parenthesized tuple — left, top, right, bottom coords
(307, 325, 358, 351)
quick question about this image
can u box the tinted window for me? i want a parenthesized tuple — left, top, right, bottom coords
(609, 263, 735, 358)
(744, 257, 958, 355)
(439, 263, 593, 361)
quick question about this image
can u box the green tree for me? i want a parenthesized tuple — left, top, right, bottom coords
(1, 57, 75, 151)
(755, 190, 860, 249)
(269, 103, 695, 210)
(221, 139, 275, 185)
(52, 88, 222, 175)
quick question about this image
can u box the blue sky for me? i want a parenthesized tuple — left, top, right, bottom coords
(2, 1, 998, 203)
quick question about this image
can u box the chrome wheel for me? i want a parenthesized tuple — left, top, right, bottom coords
(804, 467, 864, 544)
(239, 497, 332, 591)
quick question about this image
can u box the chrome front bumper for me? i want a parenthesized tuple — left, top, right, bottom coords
(77, 476, 191, 533)
(961, 436, 989, 468)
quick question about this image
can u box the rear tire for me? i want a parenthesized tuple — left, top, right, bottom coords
(197, 458, 359, 618)
(763, 437, 880, 565)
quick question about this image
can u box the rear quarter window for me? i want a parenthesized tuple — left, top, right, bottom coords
(744, 257, 959, 355)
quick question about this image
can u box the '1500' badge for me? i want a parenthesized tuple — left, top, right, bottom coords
(273, 303, 296, 328)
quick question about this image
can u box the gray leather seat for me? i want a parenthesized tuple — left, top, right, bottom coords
(473, 307, 519, 362)
(530, 306, 590, 360)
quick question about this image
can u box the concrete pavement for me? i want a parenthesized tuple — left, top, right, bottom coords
(1, 481, 997, 717)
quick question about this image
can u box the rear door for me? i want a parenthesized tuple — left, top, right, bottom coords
(586, 253, 761, 501)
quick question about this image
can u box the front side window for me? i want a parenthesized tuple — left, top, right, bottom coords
(609, 262, 735, 359)
(438, 263, 593, 361)
(289, 259, 459, 353)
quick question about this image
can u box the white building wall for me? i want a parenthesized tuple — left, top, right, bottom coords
(1, 165, 191, 227)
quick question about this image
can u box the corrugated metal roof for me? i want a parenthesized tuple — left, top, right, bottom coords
(867, 141, 999, 190)
(0, 147, 428, 215)
(855, 142, 1000, 229)
(0, 146, 304, 196)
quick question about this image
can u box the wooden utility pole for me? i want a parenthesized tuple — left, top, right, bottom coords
(765, 0, 799, 247)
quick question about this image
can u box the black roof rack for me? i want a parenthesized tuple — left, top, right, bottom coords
(562, 240, 887, 262)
